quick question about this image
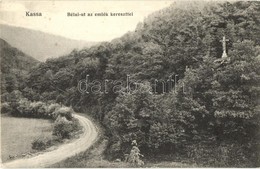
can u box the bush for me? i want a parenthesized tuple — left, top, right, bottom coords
(52, 116, 82, 140)
(6, 95, 75, 121)
(46, 103, 61, 117)
(32, 137, 49, 150)
(1, 102, 12, 113)
(53, 117, 74, 139)
(53, 107, 73, 120)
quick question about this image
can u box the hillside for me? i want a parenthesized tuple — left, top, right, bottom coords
(0, 39, 39, 72)
(0, 24, 96, 61)
(0, 39, 39, 93)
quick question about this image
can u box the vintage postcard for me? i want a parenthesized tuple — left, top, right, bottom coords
(0, 0, 259, 168)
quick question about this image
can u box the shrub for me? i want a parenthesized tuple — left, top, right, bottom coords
(46, 103, 61, 117)
(7, 96, 75, 120)
(52, 116, 82, 140)
(53, 106, 73, 120)
(1, 102, 12, 113)
(32, 137, 49, 150)
(53, 117, 74, 139)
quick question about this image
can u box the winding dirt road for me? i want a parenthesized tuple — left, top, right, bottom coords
(2, 114, 98, 168)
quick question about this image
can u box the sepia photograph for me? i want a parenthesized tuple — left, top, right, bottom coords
(0, 0, 259, 168)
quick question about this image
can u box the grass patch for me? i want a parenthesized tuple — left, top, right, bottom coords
(1, 115, 53, 162)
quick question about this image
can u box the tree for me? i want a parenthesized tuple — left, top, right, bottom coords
(127, 140, 144, 166)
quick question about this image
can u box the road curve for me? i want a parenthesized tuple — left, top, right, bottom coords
(2, 114, 98, 168)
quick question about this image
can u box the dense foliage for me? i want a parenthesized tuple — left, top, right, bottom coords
(1, 1, 259, 167)
(1, 90, 73, 120)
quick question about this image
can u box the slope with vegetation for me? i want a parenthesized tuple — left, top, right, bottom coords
(0, 24, 96, 61)
(2, 1, 260, 167)
(0, 39, 39, 95)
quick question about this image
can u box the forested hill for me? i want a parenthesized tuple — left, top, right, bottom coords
(0, 24, 96, 61)
(0, 39, 39, 93)
(3, 1, 260, 167)
(0, 39, 39, 72)
(24, 1, 259, 103)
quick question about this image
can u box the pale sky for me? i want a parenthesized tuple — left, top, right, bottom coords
(0, 1, 173, 42)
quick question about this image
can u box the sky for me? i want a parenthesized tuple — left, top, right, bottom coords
(0, 0, 173, 42)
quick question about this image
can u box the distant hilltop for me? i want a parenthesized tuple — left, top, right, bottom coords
(0, 24, 97, 62)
